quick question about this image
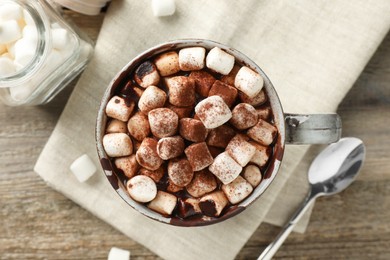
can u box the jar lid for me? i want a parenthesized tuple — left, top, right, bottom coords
(54, 0, 110, 16)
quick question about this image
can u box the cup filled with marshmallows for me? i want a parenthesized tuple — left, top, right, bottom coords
(96, 39, 341, 226)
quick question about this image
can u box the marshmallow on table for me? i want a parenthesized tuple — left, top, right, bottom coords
(136, 138, 163, 171)
(151, 0, 176, 17)
(0, 3, 23, 21)
(148, 191, 177, 215)
(148, 108, 179, 138)
(199, 190, 229, 217)
(69, 154, 97, 182)
(106, 119, 127, 133)
(154, 51, 180, 76)
(108, 247, 130, 260)
(168, 158, 194, 187)
(247, 119, 278, 146)
(230, 103, 258, 130)
(134, 61, 160, 88)
(234, 66, 264, 98)
(127, 112, 150, 141)
(165, 76, 196, 107)
(189, 70, 216, 97)
(126, 175, 157, 203)
(195, 95, 232, 129)
(208, 80, 238, 108)
(139, 166, 164, 183)
(242, 165, 262, 187)
(179, 118, 207, 143)
(186, 170, 217, 198)
(138, 85, 167, 113)
(179, 47, 206, 71)
(157, 135, 185, 160)
(209, 151, 242, 184)
(114, 155, 139, 179)
(206, 124, 236, 148)
(222, 175, 253, 204)
(184, 142, 214, 171)
(105, 95, 135, 122)
(0, 57, 16, 77)
(226, 134, 256, 167)
(206, 47, 235, 75)
(102, 133, 133, 157)
(0, 20, 22, 45)
(249, 141, 271, 167)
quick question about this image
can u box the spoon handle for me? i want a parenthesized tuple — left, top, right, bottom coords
(258, 192, 317, 260)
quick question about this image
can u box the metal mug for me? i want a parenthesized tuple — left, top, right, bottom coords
(96, 39, 342, 226)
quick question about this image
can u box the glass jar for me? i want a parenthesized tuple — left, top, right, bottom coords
(0, 0, 93, 106)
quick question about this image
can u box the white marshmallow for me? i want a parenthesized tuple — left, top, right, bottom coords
(9, 83, 37, 101)
(107, 247, 130, 260)
(0, 20, 22, 45)
(242, 165, 262, 187)
(105, 95, 135, 122)
(226, 135, 256, 167)
(0, 57, 16, 77)
(234, 66, 264, 98)
(199, 191, 229, 217)
(249, 141, 270, 167)
(209, 151, 242, 185)
(222, 175, 253, 204)
(0, 3, 23, 21)
(151, 0, 176, 17)
(247, 119, 277, 146)
(102, 133, 133, 157)
(51, 28, 70, 50)
(69, 154, 97, 183)
(14, 38, 37, 67)
(195, 95, 232, 129)
(148, 191, 177, 215)
(179, 47, 206, 71)
(22, 25, 38, 43)
(206, 47, 235, 75)
(138, 85, 167, 113)
(126, 175, 157, 203)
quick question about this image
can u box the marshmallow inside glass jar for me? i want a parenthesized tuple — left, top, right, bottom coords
(0, 0, 93, 106)
(97, 40, 281, 226)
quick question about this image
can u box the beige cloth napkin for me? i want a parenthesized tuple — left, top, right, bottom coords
(34, 0, 390, 259)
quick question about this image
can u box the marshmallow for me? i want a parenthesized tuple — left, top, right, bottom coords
(127, 112, 151, 141)
(239, 89, 267, 107)
(105, 95, 135, 122)
(117, 82, 144, 103)
(206, 125, 236, 148)
(249, 141, 271, 167)
(199, 190, 229, 217)
(138, 85, 167, 113)
(69, 154, 97, 182)
(148, 191, 177, 215)
(154, 51, 180, 76)
(230, 103, 258, 130)
(189, 70, 216, 97)
(179, 118, 207, 143)
(134, 61, 160, 88)
(226, 135, 256, 167)
(108, 247, 130, 260)
(222, 175, 253, 204)
(184, 142, 214, 171)
(206, 47, 235, 75)
(166, 104, 193, 119)
(234, 66, 264, 98)
(126, 175, 157, 203)
(106, 119, 127, 133)
(114, 155, 139, 179)
(22, 25, 38, 43)
(209, 151, 242, 185)
(14, 38, 38, 67)
(0, 3, 23, 21)
(51, 28, 70, 50)
(186, 170, 217, 198)
(220, 64, 240, 86)
(0, 56, 16, 77)
(177, 197, 202, 218)
(195, 95, 232, 129)
(208, 80, 238, 108)
(179, 47, 206, 71)
(157, 135, 185, 160)
(0, 20, 22, 45)
(255, 106, 272, 121)
(165, 76, 196, 107)
(148, 108, 178, 138)
(136, 138, 163, 171)
(167, 179, 184, 193)
(168, 158, 194, 187)
(139, 166, 165, 183)
(151, 0, 176, 17)
(242, 165, 262, 187)
(247, 119, 278, 146)
(102, 133, 133, 157)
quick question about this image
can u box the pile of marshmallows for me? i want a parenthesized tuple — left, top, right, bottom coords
(103, 46, 277, 218)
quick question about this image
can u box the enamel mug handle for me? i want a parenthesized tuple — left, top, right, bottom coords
(285, 113, 342, 144)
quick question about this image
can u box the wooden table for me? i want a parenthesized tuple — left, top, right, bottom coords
(1, 10, 389, 260)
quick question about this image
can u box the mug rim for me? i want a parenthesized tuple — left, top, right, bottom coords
(96, 39, 286, 227)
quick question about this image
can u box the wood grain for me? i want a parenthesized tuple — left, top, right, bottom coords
(0, 9, 389, 260)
